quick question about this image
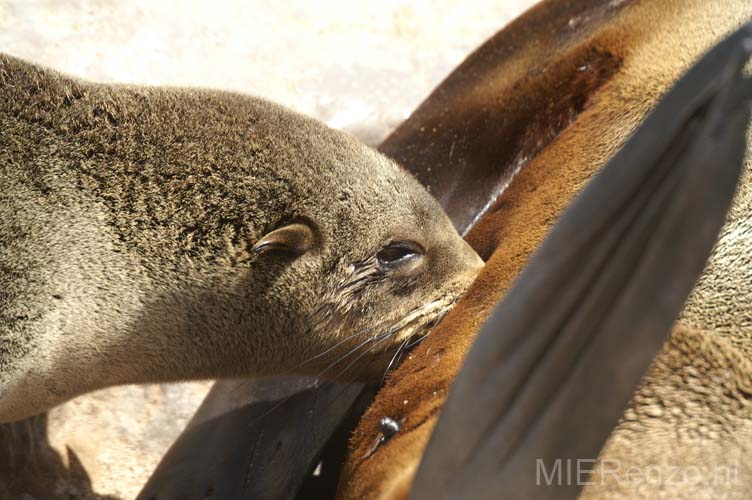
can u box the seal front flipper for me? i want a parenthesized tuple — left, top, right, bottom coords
(410, 22, 752, 500)
(137, 378, 367, 500)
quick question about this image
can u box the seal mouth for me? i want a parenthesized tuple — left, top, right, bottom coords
(303, 294, 458, 381)
(363, 294, 459, 380)
(389, 295, 457, 344)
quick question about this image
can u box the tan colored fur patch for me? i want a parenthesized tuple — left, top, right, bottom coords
(337, 1, 752, 498)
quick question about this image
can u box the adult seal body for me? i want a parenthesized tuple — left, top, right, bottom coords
(336, 1, 752, 499)
(0, 55, 483, 422)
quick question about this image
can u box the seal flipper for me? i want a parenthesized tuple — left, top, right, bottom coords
(410, 22, 752, 500)
(137, 379, 366, 500)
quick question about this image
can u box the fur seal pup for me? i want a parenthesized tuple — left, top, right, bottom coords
(0, 54, 483, 423)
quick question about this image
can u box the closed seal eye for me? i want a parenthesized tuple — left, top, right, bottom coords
(377, 241, 425, 271)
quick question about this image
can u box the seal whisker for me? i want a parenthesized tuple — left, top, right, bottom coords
(315, 328, 399, 379)
(297, 321, 385, 368)
(334, 332, 397, 380)
(382, 336, 411, 384)
(378, 297, 457, 380)
(332, 297, 453, 381)
(404, 332, 430, 350)
(301, 295, 450, 370)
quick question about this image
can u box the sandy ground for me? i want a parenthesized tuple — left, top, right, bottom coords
(0, 1, 538, 498)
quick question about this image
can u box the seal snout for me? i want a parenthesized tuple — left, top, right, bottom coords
(462, 242, 485, 278)
(443, 237, 485, 294)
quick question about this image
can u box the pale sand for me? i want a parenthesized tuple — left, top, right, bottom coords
(0, 1, 538, 498)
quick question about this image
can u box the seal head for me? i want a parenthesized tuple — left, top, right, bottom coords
(0, 54, 483, 421)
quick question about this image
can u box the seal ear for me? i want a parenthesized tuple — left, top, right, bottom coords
(252, 222, 315, 255)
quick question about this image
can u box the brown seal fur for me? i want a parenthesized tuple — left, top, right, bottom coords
(337, 1, 752, 498)
(0, 55, 483, 423)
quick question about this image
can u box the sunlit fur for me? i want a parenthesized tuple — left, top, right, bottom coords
(337, 1, 752, 499)
(0, 54, 483, 423)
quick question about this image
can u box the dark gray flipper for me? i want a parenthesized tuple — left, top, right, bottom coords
(137, 379, 367, 500)
(410, 22, 752, 500)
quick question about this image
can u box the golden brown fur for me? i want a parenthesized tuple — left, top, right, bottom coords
(337, 1, 752, 498)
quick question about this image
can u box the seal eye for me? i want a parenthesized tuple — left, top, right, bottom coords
(377, 242, 424, 270)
